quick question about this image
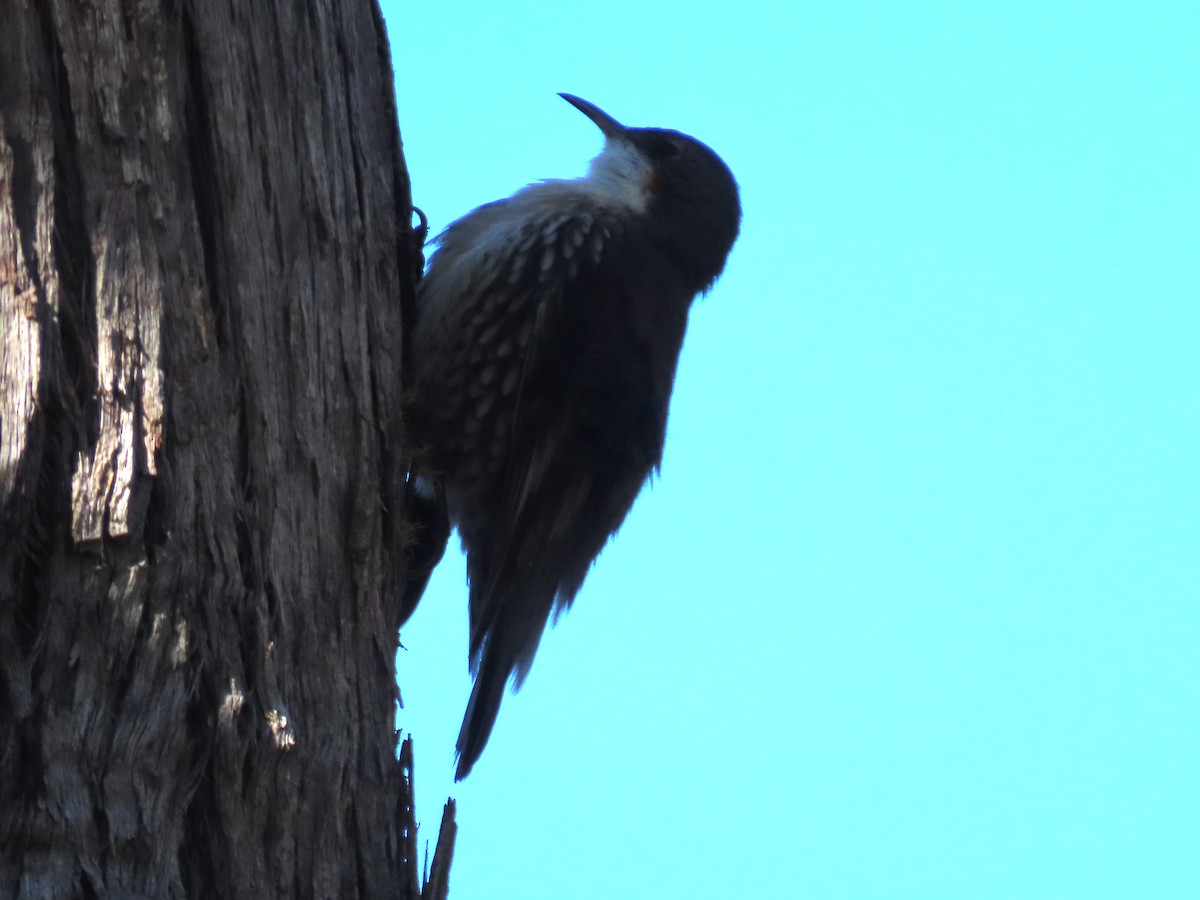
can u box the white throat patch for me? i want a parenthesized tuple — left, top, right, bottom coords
(579, 140, 654, 214)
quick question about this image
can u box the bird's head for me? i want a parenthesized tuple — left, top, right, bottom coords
(561, 93, 741, 292)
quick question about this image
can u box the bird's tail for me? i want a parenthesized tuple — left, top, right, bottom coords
(455, 634, 513, 780)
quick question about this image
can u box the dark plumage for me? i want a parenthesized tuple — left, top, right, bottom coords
(409, 95, 740, 779)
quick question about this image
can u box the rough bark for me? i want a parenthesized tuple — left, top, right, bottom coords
(0, 0, 452, 896)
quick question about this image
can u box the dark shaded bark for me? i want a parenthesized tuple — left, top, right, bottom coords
(0, 0, 452, 896)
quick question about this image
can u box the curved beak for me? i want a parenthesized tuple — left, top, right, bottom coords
(559, 93, 627, 139)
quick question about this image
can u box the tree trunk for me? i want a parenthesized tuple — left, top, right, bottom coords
(0, 1, 452, 896)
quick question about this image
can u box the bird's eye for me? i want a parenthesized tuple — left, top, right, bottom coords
(652, 138, 682, 160)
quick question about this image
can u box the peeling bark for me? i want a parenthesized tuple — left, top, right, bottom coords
(0, 1, 453, 896)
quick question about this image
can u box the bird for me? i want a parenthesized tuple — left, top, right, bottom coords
(408, 93, 741, 780)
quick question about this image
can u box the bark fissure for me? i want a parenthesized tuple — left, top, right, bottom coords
(179, 5, 227, 356)
(6, 136, 41, 299)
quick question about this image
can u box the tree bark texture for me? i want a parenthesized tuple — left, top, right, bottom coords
(0, 0, 451, 896)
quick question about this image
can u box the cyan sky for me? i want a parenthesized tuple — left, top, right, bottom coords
(381, 2, 1198, 896)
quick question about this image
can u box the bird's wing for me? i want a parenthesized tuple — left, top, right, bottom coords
(464, 207, 642, 670)
(450, 202, 695, 778)
(449, 208, 627, 778)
